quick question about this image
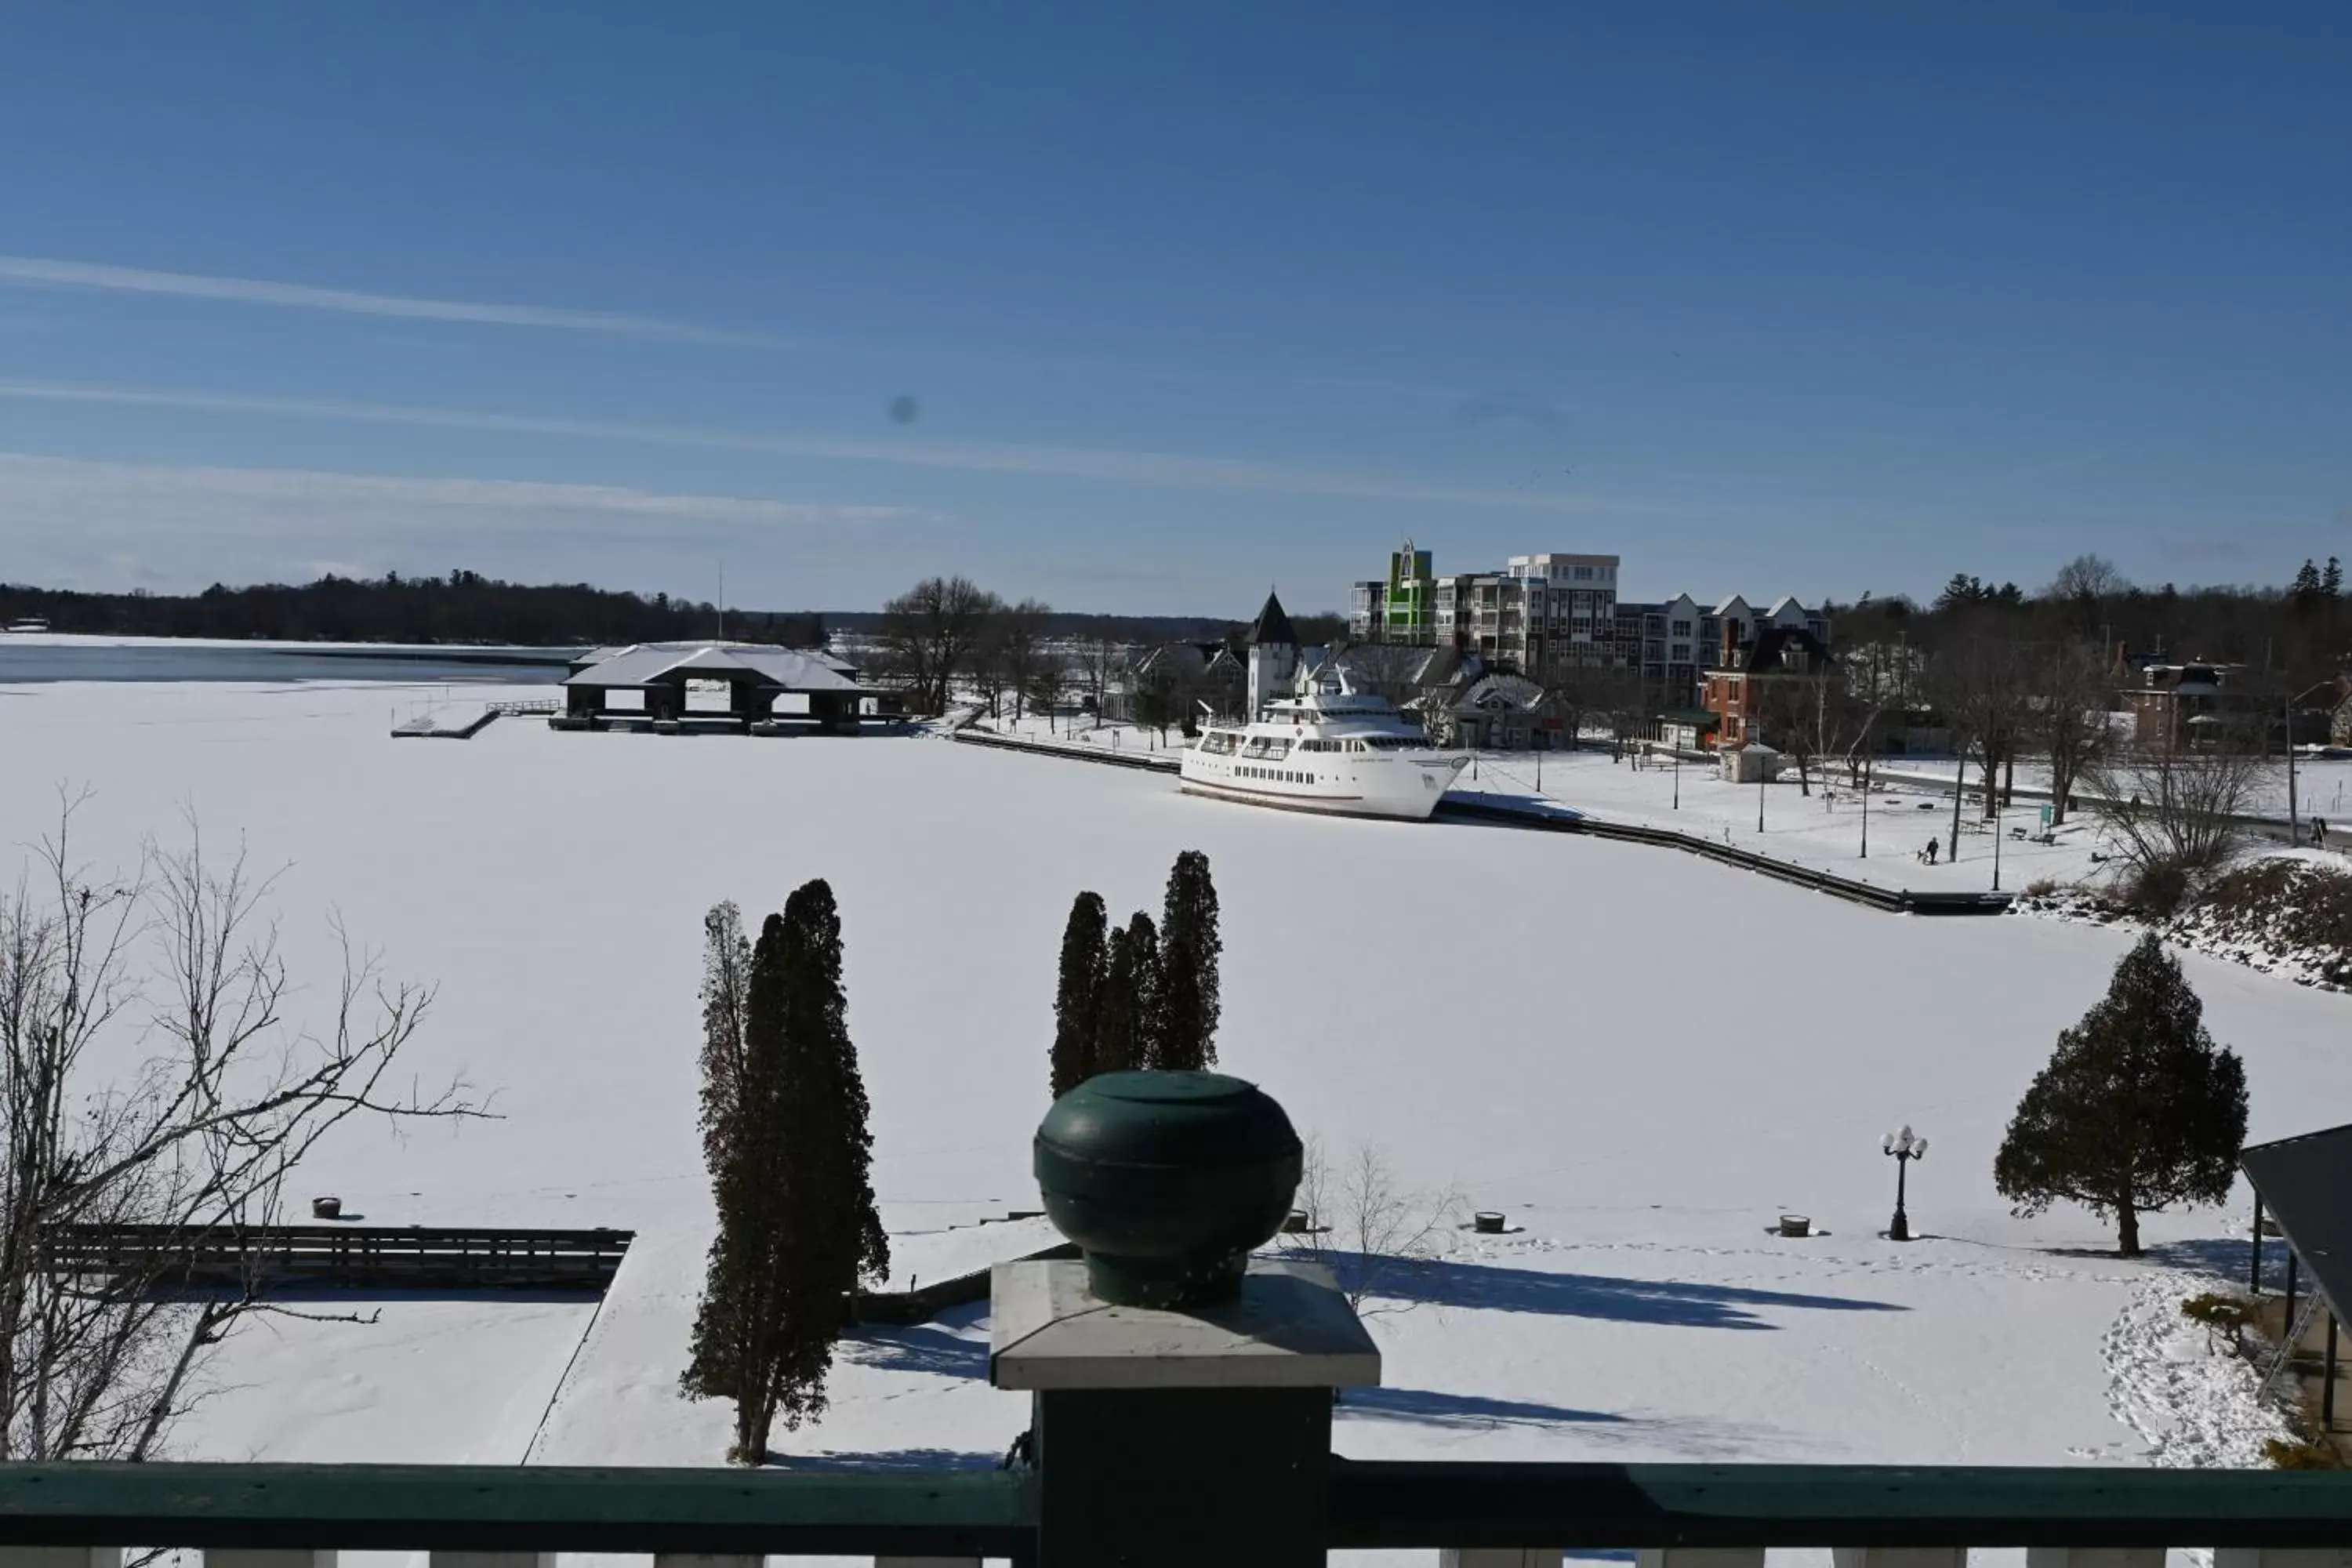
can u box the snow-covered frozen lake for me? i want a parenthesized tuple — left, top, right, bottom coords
(3, 679, 2343, 1486)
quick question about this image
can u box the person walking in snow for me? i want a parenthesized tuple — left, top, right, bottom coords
(2317, 818, 2330, 850)
(1919, 837, 1940, 866)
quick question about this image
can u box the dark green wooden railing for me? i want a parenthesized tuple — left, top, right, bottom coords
(5, 1460, 2352, 1562)
(0, 1464, 1031, 1558)
(1330, 1462, 2352, 1551)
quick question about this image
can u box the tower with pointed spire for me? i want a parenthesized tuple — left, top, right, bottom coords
(1244, 589, 1300, 720)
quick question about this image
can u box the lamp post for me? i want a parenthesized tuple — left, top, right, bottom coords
(1883, 1124, 1927, 1241)
(2286, 681, 2335, 844)
(1860, 753, 1871, 858)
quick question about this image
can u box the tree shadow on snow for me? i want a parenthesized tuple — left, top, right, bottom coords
(1359, 1255, 1906, 1328)
(840, 1319, 989, 1381)
(2037, 1236, 2256, 1276)
(1335, 1386, 1788, 1458)
(1339, 1385, 1628, 1428)
(762, 1446, 1000, 1472)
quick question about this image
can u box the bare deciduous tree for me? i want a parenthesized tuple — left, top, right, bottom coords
(1930, 626, 2034, 818)
(1069, 631, 1132, 718)
(1280, 1136, 1461, 1314)
(1754, 666, 1854, 797)
(966, 617, 1011, 721)
(876, 576, 1000, 717)
(0, 796, 479, 1460)
(2045, 554, 2132, 642)
(1333, 643, 1434, 713)
(1023, 659, 1071, 725)
(2035, 641, 2118, 826)
(2047, 554, 2129, 608)
(997, 599, 1052, 720)
(2084, 745, 2274, 888)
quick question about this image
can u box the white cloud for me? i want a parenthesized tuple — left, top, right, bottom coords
(0, 452, 911, 590)
(0, 256, 776, 347)
(0, 380, 1624, 514)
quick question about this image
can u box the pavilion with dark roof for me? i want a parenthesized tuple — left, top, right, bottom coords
(553, 641, 898, 733)
(2242, 1121, 2352, 1437)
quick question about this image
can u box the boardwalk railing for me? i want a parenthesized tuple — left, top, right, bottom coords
(39, 1224, 633, 1291)
(1437, 798, 2014, 916)
(951, 727, 1181, 772)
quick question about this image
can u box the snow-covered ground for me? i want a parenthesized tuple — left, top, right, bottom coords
(2, 680, 2343, 1504)
(1864, 753, 2352, 826)
(1451, 746, 2118, 895)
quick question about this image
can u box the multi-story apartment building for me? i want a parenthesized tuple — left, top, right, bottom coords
(1605, 593, 1835, 704)
(1348, 543, 1831, 710)
(1423, 553, 1622, 670)
(1348, 540, 1438, 644)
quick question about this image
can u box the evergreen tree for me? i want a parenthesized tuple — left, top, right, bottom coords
(683, 881, 887, 1463)
(1153, 851, 1222, 1071)
(2292, 559, 2325, 605)
(1935, 573, 1987, 611)
(1051, 891, 1109, 1099)
(1993, 933, 2247, 1257)
(2327, 557, 2344, 599)
(1094, 911, 1160, 1075)
(782, 877, 888, 1303)
(682, 904, 753, 1406)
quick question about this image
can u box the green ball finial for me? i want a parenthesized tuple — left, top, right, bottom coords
(1033, 1071, 1303, 1308)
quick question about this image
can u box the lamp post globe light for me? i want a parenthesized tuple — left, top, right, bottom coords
(1883, 1123, 1928, 1242)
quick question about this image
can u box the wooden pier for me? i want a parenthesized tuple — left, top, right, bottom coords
(41, 1223, 633, 1292)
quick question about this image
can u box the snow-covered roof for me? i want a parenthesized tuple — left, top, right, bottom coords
(576, 638, 855, 672)
(563, 642, 861, 691)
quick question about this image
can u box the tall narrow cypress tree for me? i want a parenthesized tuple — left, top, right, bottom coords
(684, 907, 795, 1461)
(1051, 891, 1109, 1100)
(1126, 909, 1163, 1071)
(772, 878, 888, 1432)
(1154, 851, 1221, 1070)
(682, 903, 754, 1410)
(1094, 910, 1160, 1075)
(684, 880, 887, 1464)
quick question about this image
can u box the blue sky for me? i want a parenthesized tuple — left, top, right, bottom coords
(1, 4, 2345, 616)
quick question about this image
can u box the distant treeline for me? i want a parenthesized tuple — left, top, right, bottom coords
(0, 572, 819, 648)
(1835, 556, 2350, 682)
(0, 572, 1276, 650)
(821, 607, 1250, 643)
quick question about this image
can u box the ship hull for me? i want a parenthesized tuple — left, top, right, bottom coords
(1176, 757, 1456, 821)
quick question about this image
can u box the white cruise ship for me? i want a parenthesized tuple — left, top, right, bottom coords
(1178, 673, 1468, 820)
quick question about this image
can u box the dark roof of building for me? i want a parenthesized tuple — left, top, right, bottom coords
(1726, 626, 1835, 675)
(2242, 1123, 2352, 1322)
(1247, 591, 1298, 648)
